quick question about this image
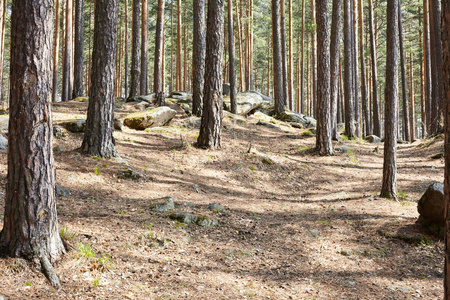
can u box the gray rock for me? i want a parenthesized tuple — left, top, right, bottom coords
(223, 91, 274, 115)
(114, 101, 124, 110)
(169, 212, 218, 227)
(336, 123, 345, 132)
(56, 185, 71, 197)
(114, 117, 124, 131)
(170, 91, 193, 101)
(53, 125, 67, 139)
(256, 120, 280, 130)
(0, 115, 8, 134)
(149, 197, 175, 213)
(138, 94, 157, 103)
(278, 111, 316, 128)
(208, 203, 226, 213)
(365, 135, 382, 143)
(183, 118, 201, 128)
(0, 295, 8, 300)
(418, 182, 444, 226)
(118, 169, 144, 181)
(335, 146, 350, 152)
(124, 106, 177, 130)
(0, 134, 7, 150)
(54, 145, 64, 153)
(223, 83, 231, 96)
(62, 119, 86, 133)
(134, 101, 152, 110)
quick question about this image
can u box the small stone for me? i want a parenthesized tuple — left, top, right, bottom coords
(62, 119, 86, 133)
(114, 117, 124, 131)
(0, 134, 7, 150)
(335, 146, 350, 153)
(262, 157, 276, 165)
(0, 295, 8, 300)
(56, 185, 71, 197)
(149, 197, 175, 213)
(256, 120, 280, 130)
(207, 203, 226, 213)
(53, 125, 67, 139)
(364, 135, 382, 143)
(309, 229, 319, 237)
(117, 169, 144, 181)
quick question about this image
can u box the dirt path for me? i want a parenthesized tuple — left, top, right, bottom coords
(0, 101, 445, 299)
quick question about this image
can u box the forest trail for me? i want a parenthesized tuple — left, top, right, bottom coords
(0, 99, 444, 299)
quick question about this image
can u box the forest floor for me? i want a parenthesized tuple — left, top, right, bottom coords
(0, 98, 445, 299)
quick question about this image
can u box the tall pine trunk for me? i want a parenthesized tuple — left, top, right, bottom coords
(280, 0, 288, 109)
(359, 0, 370, 137)
(128, 0, 140, 100)
(343, 0, 355, 137)
(330, 0, 342, 140)
(73, 0, 84, 98)
(398, 1, 409, 141)
(140, 0, 148, 95)
(272, 0, 285, 115)
(154, 0, 166, 105)
(368, 0, 381, 136)
(228, 0, 237, 114)
(62, 0, 73, 101)
(52, 0, 61, 103)
(192, 0, 207, 116)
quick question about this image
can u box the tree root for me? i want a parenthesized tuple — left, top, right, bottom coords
(40, 254, 61, 289)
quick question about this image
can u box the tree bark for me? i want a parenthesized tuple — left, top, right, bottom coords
(343, 0, 355, 137)
(368, 0, 381, 137)
(380, 0, 399, 200)
(82, 0, 119, 158)
(315, 0, 333, 155)
(311, 0, 317, 117)
(1, 0, 65, 288)
(192, 0, 207, 116)
(352, 0, 360, 137)
(272, 0, 285, 115)
(154, 0, 166, 106)
(73, 0, 84, 98)
(228, 0, 237, 114)
(330, 0, 342, 140)
(62, 0, 73, 101)
(398, 1, 409, 141)
(300, 0, 305, 114)
(287, 0, 293, 110)
(236, 0, 244, 92)
(280, 0, 288, 109)
(140, 0, 148, 95)
(128, 0, 140, 100)
(409, 52, 415, 140)
(176, 0, 182, 91)
(359, 0, 370, 137)
(52, 0, 61, 103)
(197, 0, 224, 149)
(124, 0, 129, 98)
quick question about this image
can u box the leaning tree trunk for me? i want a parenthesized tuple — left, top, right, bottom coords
(154, 0, 166, 106)
(228, 0, 237, 114)
(380, 0, 399, 199)
(82, 0, 119, 158)
(1, 0, 65, 288)
(62, 0, 73, 101)
(368, 0, 381, 137)
(343, 0, 355, 137)
(197, 0, 224, 149)
(272, 0, 285, 115)
(128, 0, 140, 100)
(330, 0, 342, 140)
(192, 0, 207, 116)
(73, 0, 85, 98)
(315, 0, 333, 155)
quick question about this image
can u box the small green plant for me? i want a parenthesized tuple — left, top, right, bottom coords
(92, 156, 101, 160)
(248, 165, 257, 171)
(302, 129, 314, 137)
(93, 278, 100, 288)
(25, 282, 32, 286)
(78, 242, 94, 259)
(94, 165, 101, 175)
(398, 190, 408, 200)
(60, 226, 76, 241)
(340, 134, 349, 141)
(115, 210, 126, 214)
(346, 150, 358, 164)
(318, 220, 332, 226)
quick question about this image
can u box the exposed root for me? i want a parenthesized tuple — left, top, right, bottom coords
(39, 254, 61, 289)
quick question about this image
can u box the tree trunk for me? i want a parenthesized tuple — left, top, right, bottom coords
(176, 0, 182, 91)
(343, 0, 355, 137)
(128, 0, 140, 100)
(359, 0, 370, 137)
(236, 0, 244, 92)
(300, 0, 305, 114)
(73, 0, 84, 98)
(140, 0, 148, 95)
(330, 0, 342, 140)
(368, 0, 381, 137)
(228, 0, 237, 114)
(280, 0, 288, 109)
(124, 0, 129, 98)
(192, 0, 207, 116)
(409, 52, 415, 140)
(380, 0, 399, 200)
(1, 0, 65, 288)
(398, 1, 409, 141)
(315, 0, 333, 155)
(288, 0, 293, 110)
(272, 0, 285, 115)
(52, 0, 61, 103)
(82, 0, 119, 158)
(62, 0, 73, 101)
(352, 0, 360, 137)
(311, 0, 317, 117)
(441, 0, 450, 295)
(197, 0, 224, 149)
(154, 0, 166, 106)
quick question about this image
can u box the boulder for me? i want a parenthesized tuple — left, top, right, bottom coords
(149, 197, 175, 213)
(138, 94, 157, 103)
(365, 135, 382, 143)
(183, 118, 201, 128)
(207, 203, 226, 213)
(123, 106, 177, 130)
(256, 120, 280, 130)
(418, 182, 445, 226)
(0, 115, 9, 134)
(0, 134, 7, 150)
(134, 101, 152, 110)
(169, 212, 218, 227)
(56, 185, 71, 197)
(252, 111, 277, 124)
(62, 119, 86, 133)
(278, 111, 316, 128)
(114, 117, 124, 131)
(223, 83, 231, 96)
(223, 91, 274, 115)
(170, 91, 193, 101)
(53, 125, 67, 139)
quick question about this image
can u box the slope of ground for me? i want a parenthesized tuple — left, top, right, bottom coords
(0, 100, 444, 299)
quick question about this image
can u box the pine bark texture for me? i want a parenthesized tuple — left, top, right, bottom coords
(315, 0, 333, 155)
(52, 0, 61, 103)
(154, 0, 166, 106)
(192, 0, 207, 116)
(398, 1, 409, 141)
(140, 0, 148, 95)
(128, 0, 140, 100)
(280, 0, 288, 109)
(343, 0, 355, 137)
(62, 0, 73, 101)
(197, 0, 224, 149)
(228, 0, 237, 114)
(272, 0, 285, 115)
(380, 0, 399, 199)
(82, 0, 119, 158)
(1, 0, 65, 288)
(424, 0, 432, 135)
(311, 0, 317, 117)
(73, 0, 84, 98)
(368, 0, 381, 137)
(330, 0, 342, 140)
(359, 0, 370, 137)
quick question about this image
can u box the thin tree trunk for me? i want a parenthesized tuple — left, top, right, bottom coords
(176, 0, 182, 91)
(300, 0, 305, 114)
(272, 0, 285, 115)
(228, 0, 237, 114)
(124, 0, 129, 98)
(267, 36, 271, 97)
(236, 0, 244, 92)
(398, 1, 409, 141)
(1, 0, 65, 288)
(192, 0, 207, 115)
(381, 0, 399, 199)
(315, 0, 333, 155)
(287, 0, 293, 110)
(409, 52, 415, 140)
(311, 0, 317, 117)
(197, 0, 224, 149)
(359, 0, 370, 137)
(344, 0, 355, 137)
(352, 0, 360, 137)
(280, 0, 288, 109)
(52, 0, 61, 103)
(154, 0, 166, 105)
(140, 0, 148, 95)
(73, 0, 84, 98)
(368, 0, 381, 136)
(62, 0, 73, 101)
(128, 0, 140, 100)
(330, 0, 342, 140)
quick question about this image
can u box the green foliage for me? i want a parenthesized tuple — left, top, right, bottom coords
(60, 226, 76, 241)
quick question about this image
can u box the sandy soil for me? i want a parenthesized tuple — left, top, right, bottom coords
(0, 99, 445, 299)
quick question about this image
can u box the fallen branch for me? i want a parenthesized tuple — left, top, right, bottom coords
(270, 264, 292, 271)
